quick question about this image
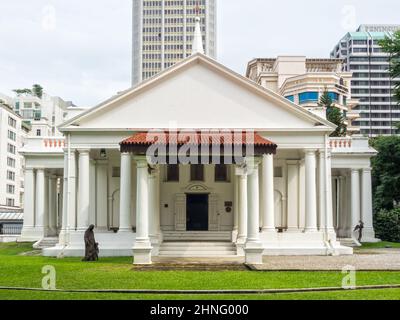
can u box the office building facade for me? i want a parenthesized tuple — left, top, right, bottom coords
(132, 0, 217, 85)
(331, 25, 400, 136)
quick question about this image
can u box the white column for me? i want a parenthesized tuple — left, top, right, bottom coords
(236, 166, 248, 254)
(318, 151, 326, 230)
(247, 161, 260, 242)
(261, 154, 275, 232)
(133, 156, 152, 264)
(287, 161, 299, 231)
(59, 152, 69, 244)
(96, 160, 108, 230)
(77, 149, 90, 231)
(44, 174, 49, 236)
(35, 169, 46, 236)
(58, 176, 63, 229)
(21, 168, 36, 239)
(119, 153, 132, 232)
(338, 176, 347, 237)
(325, 151, 334, 232)
(149, 166, 161, 246)
(351, 169, 361, 232)
(245, 159, 263, 265)
(305, 150, 318, 232)
(67, 150, 77, 231)
(332, 177, 338, 229)
(361, 168, 376, 240)
(233, 173, 239, 232)
(48, 175, 57, 235)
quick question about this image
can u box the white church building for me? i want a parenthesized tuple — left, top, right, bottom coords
(19, 22, 379, 264)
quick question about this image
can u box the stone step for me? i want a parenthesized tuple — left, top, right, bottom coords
(33, 237, 58, 249)
(338, 238, 362, 247)
(161, 242, 235, 248)
(158, 241, 237, 257)
(163, 231, 232, 241)
(158, 252, 238, 257)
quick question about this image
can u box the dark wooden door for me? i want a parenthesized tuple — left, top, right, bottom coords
(186, 194, 209, 231)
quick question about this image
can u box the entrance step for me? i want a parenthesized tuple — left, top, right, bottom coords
(158, 241, 237, 257)
(338, 238, 362, 247)
(33, 237, 59, 249)
(162, 231, 232, 242)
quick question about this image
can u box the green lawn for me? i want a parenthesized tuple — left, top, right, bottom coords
(359, 241, 400, 249)
(0, 242, 399, 300)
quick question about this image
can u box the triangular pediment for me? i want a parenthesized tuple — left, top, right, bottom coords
(60, 54, 334, 132)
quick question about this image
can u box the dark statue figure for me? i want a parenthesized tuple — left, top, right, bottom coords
(354, 221, 364, 242)
(82, 224, 99, 261)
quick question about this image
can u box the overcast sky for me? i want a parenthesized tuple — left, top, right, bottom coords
(0, 0, 399, 106)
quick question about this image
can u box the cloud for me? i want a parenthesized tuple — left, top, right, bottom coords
(0, 0, 399, 106)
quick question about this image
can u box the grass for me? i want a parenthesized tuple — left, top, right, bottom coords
(1, 289, 400, 300)
(359, 241, 400, 249)
(0, 242, 400, 300)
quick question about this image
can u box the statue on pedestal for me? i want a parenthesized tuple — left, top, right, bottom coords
(354, 221, 365, 243)
(82, 224, 99, 261)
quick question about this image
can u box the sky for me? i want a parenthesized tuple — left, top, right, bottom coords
(0, 0, 399, 107)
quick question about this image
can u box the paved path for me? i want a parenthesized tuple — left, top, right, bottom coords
(253, 249, 400, 271)
(142, 249, 400, 271)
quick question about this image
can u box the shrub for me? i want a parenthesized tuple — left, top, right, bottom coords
(374, 208, 400, 243)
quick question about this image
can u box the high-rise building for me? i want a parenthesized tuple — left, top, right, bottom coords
(13, 93, 74, 137)
(0, 100, 23, 209)
(246, 56, 360, 134)
(331, 24, 400, 137)
(132, 0, 217, 85)
(0, 91, 78, 211)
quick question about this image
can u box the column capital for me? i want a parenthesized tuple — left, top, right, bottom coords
(134, 155, 148, 168)
(351, 168, 360, 174)
(362, 167, 372, 173)
(77, 148, 91, 155)
(304, 149, 317, 156)
(96, 159, 109, 166)
(286, 160, 299, 165)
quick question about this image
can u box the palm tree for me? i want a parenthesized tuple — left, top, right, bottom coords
(319, 90, 347, 137)
(32, 84, 43, 98)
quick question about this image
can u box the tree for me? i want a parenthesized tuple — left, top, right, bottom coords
(380, 31, 400, 104)
(370, 136, 400, 212)
(318, 90, 347, 137)
(13, 88, 32, 96)
(32, 84, 43, 98)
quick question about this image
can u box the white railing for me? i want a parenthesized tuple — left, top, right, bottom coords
(43, 138, 65, 148)
(329, 138, 352, 149)
(20, 136, 65, 154)
(329, 136, 376, 154)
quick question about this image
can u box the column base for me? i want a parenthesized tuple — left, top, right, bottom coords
(235, 236, 247, 256)
(261, 228, 277, 233)
(286, 227, 301, 233)
(361, 227, 381, 243)
(57, 229, 69, 246)
(245, 242, 263, 265)
(304, 228, 318, 233)
(231, 229, 238, 242)
(150, 234, 162, 256)
(19, 226, 44, 242)
(118, 228, 133, 233)
(133, 241, 153, 265)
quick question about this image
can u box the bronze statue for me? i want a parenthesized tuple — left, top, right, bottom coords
(354, 221, 364, 242)
(82, 224, 99, 261)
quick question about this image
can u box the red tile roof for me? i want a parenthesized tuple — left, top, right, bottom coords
(120, 131, 276, 147)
